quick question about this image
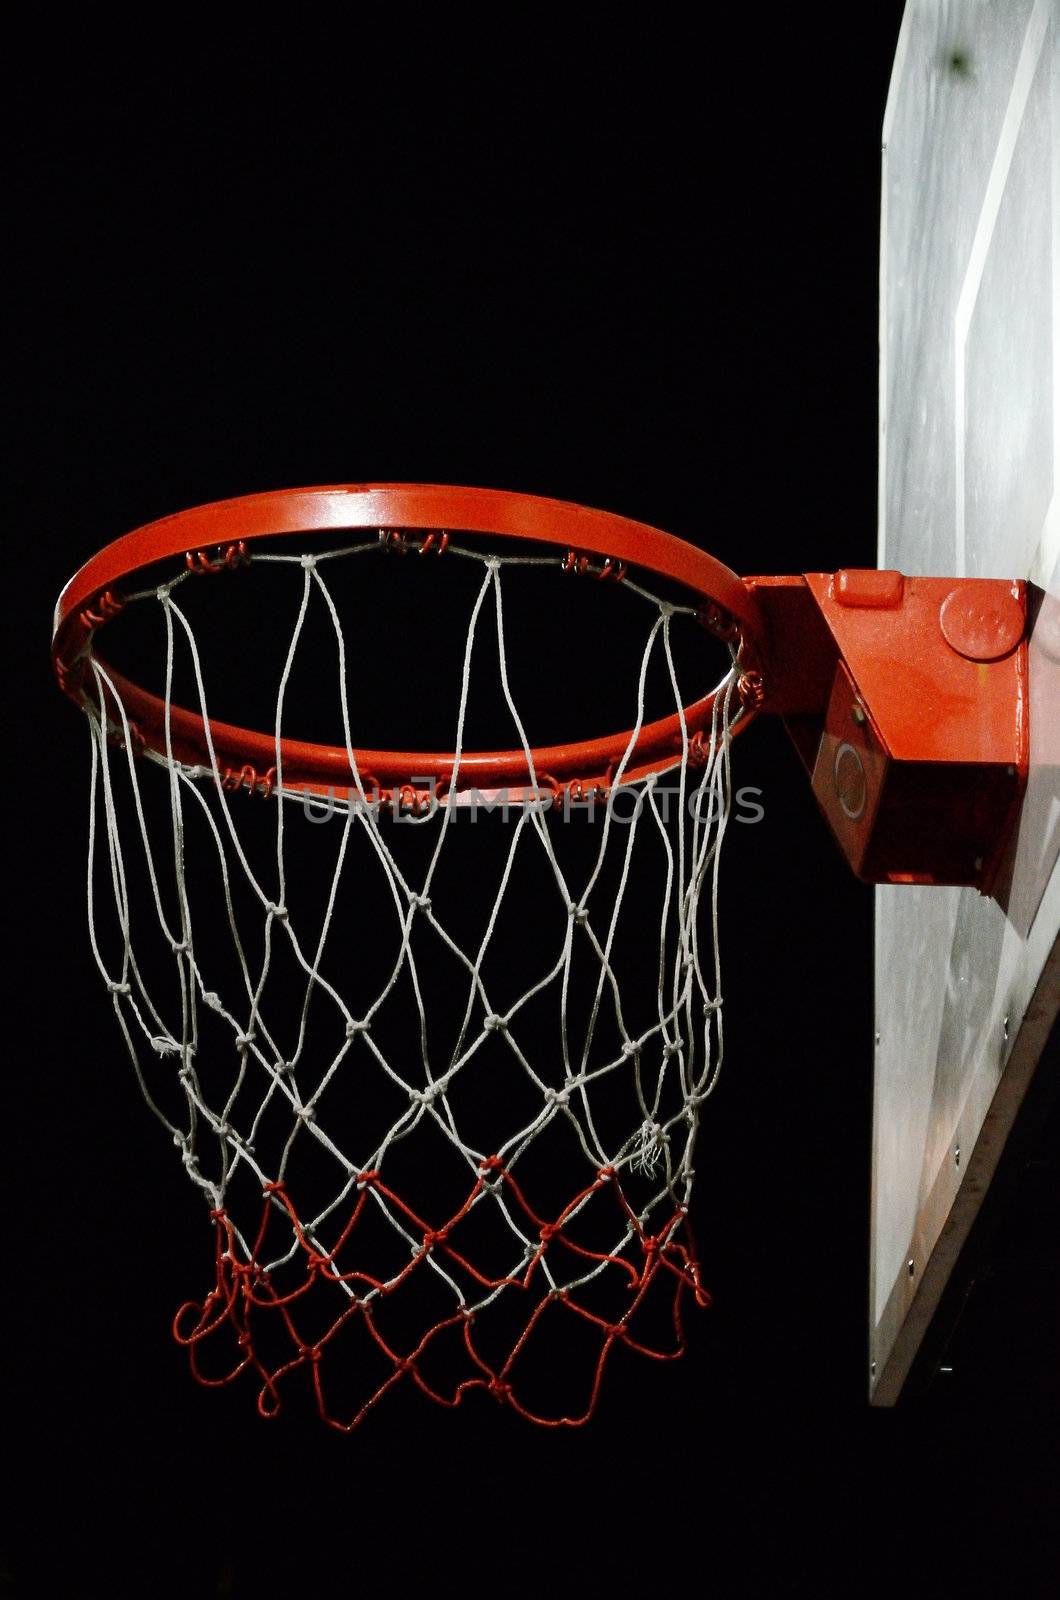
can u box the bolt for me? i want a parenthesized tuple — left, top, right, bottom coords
(1003, 1015, 1010, 1042)
(973, 856, 984, 873)
(870, 1361, 877, 1378)
(908, 1259, 915, 1277)
(874, 1031, 881, 1046)
(955, 1146, 961, 1168)
(851, 704, 867, 726)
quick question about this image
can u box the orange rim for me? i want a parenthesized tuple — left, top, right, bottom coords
(53, 484, 765, 797)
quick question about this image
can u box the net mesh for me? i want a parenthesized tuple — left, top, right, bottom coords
(80, 534, 741, 1427)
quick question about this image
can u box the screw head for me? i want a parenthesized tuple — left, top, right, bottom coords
(851, 703, 867, 726)
(908, 1259, 915, 1277)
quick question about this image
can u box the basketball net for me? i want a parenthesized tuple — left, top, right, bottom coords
(82, 535, 741, 1427)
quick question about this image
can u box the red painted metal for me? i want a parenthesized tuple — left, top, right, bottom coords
(96, 663, 730, 802)
(742, 576, 836, 715)
(939, 580, 1027, 662)
(834, 568, 905, 609)
(799, 573, 1026, 767)
(52, 488, 1031, 884)
(54, 483, 761, 647)
(52, 484, 766, 797)
(751, 572, 1029, 891)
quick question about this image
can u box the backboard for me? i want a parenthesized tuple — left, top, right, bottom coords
(872, 0, 1059, 1402)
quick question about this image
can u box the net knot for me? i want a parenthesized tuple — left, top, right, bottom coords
(203, 991, 223, 1011)
(266, 902, 288, 921)
(169, 938, 191, 954)
(620, 1041, 640, 1059)
(663, 1038, 683, 1058)
(106, 980, 131, 996)
(411, 1084, 442, 1106)
(538, 1222, 559, 1243)
(150, 1035, 182, 1056)
(478, 1157, 504, 1184)
(410, 893, 432, 911)
(483, 1013, 508, 1033)
(544, 1086, 570, 1107)
(345, 1019, 371, 1038)
(235, 1031, 256, 1051)
(295, 1104, 316, 1124)
(421, 1228, 449, 1251)
(300, 554, 317, 570)
(566, 901, 589, 924)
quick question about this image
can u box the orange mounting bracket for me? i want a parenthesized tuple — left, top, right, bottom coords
(748, 570, 1028, 893)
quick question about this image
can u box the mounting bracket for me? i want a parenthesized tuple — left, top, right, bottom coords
(748, 571, 1028, 891)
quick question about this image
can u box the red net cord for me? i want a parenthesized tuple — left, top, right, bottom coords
(173, 1159, 711, 1429)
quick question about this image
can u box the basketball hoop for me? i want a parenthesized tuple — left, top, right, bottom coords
(53, 485, 766, 1428)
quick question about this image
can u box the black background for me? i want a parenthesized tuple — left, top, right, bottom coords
(10, 13, 1057, 1598)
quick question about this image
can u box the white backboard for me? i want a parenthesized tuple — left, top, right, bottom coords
(872, 0, 1059, 1403)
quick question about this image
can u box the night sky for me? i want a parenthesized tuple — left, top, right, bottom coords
(11, 13, 1056, 1597)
